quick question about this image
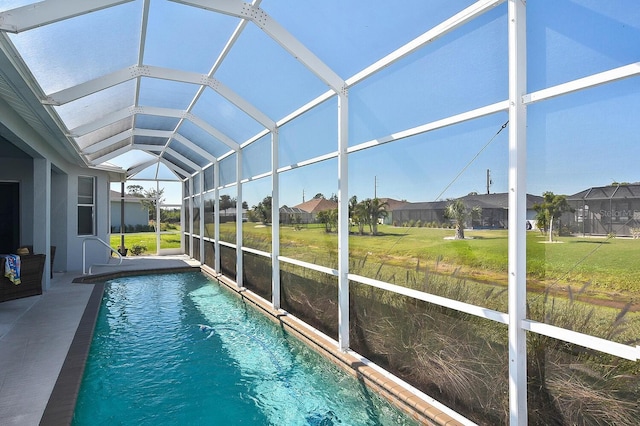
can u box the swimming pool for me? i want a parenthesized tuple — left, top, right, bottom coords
(72, 272, 418, 425)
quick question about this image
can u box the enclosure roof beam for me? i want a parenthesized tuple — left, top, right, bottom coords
(132, 144, 164, 152)
(82, 128, 173, 155)
(0, 0, 132, 33)
(90, 144, 133, 165)
(43, 64, 273, 129)
(185, 113, 238, 150)
(347, 100, 509, 154)
(347, 0, 505, 87)
(159, 157, 191, 178)
(165, 147, 201, 171)
(127, 158, 158, 177)
(133, 128, 173, 139)
(75, 109, 233, 162)
(523, 62, 640, 105)
(82, 130, 132, 154)
(176, 0, 346, 93)
(69, 106, 185, 137)
(171, 133, 217, 164)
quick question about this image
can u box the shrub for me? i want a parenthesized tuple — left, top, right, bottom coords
(129, 243, 147, 256)
(161, 222, 177, 231)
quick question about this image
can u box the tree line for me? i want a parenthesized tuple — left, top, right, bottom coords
(184, 187, 574, 241)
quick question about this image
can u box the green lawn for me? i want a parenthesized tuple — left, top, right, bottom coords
(110, 231, 181, 255)
(177, 222, 640, 310)
(236, 223, 640, 299)
(142, 221, 639, 343)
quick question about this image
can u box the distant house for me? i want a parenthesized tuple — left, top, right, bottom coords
(218, 207, 248, 223)
(291, 197, 338, 223)
(458, 193, 543, 229)
(279, 206, 311, 225)
(566, 184, 640, 236)
(387, 193, 543, 229)
(378, 198, 409, 212)
(109, 190, 150, 231)
(385, 200, 447, 226)
(377, 198, 408, 225)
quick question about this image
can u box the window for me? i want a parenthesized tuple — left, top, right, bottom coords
(78, 176, 95, 235)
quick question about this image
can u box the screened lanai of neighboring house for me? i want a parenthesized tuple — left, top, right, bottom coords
(0, 1, 639, 425)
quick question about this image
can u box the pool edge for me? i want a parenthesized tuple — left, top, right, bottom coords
(39, 283, 105, 426)
(202, 267, 464, 426)
(45, 266, 464, 426)
(71, 265, 198, 283)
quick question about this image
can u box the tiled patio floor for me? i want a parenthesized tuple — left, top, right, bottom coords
(0, 256, 199, 426)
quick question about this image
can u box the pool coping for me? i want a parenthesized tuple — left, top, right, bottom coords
(41, 266, 464, 426)
(202, 267, 464, 426)
(39, 282, 105, 426)
(40, 266, 197, 426)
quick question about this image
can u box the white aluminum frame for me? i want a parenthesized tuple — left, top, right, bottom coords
(507, 1, 528, 424)
(188, 2, 640, 423)
(2, 1, 640, 424)
(271, 128, 280, 309)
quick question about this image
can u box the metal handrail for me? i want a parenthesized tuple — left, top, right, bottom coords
(82, 236, 123, 275)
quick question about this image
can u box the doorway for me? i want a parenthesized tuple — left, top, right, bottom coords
(0, 182, 19, 254)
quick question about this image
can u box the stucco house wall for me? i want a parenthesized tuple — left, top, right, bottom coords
(109, 191, 150, 230)
(0, 96, 118, 279)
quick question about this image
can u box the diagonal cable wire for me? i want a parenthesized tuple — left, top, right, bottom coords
(434, 120, 508, 202)
(379, 120, 510, 260)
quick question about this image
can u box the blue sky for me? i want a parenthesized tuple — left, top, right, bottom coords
(258, 1, 638, 208)
(10, 1, 637, 207)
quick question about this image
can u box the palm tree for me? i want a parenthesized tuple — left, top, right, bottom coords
(317, 208, 338, 232)
(533, 192, 574, 242)
(353, 201, 369, 235)
(368, 198, 389, 235)
(445, 200, 481, 240)
(348, 195, 359, 232)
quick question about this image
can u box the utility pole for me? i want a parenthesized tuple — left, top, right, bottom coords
(486, 169, 492, 194)
(374, 176, 377, 199)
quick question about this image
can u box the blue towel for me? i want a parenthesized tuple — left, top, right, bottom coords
(2, 254, 21, 285)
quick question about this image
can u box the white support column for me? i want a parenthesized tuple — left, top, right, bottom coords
(271, 128, 280, 309)
(155, 180, 161, 255)
(508, 1, 528, 425)
(214, 162, 221, 273)
(189, 178, 194, 258)
(337, 91, 349, 351)
(199, 174, 205, 263)
(33, 158, 51, 290)
(236, 150, 243, 287)
(181, 181, 186, 254)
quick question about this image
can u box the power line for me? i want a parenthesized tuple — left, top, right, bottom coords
(434, 120, 508, 201)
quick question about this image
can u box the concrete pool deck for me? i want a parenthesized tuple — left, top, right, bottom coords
(0, 255, 200, 426)
(1, 255, 463, 426)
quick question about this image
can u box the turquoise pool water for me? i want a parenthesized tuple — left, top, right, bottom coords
(72, 272, 418, 425)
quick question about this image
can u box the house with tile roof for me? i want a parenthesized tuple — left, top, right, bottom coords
(292, 197, 338, 223)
